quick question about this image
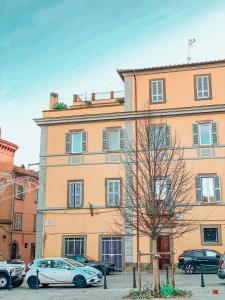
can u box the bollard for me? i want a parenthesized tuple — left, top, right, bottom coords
(166, 265, 169, 284)
(35, 269, 39, 290)
(132, 266, 137, 289)
(8, 270, 12, 291)
(103, 266, 107, 289)
(200, 267, 205, 287)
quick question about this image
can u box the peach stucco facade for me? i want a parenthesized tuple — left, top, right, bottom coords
(35, 59, 225, 270)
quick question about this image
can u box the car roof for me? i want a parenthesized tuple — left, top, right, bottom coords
(35, 257, 68, 261)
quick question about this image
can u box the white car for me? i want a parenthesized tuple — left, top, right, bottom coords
(25, 257, 102, 289)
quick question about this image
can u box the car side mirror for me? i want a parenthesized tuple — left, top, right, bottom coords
(65, 265, 71, 270)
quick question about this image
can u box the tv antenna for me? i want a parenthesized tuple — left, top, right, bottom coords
(187, 38, 196, 63)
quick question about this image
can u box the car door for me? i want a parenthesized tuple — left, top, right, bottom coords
(204, 250, 220, 271)
(37, 259, 55, 284)
(51, 260, 73, 283)
(189, 250, 205, 270)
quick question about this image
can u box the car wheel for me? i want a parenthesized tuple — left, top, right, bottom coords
(11, 278, 24, 288)
(41, 283, 49, 288)
(0, 274, 9, 289)
(73, 275, 87, 288)
(27, 276, 40, 289)
(184, 263, 196, 274)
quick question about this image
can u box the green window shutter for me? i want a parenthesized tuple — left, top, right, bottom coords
(65, 132, 71, 154)
(82, 131, 87, 152)
(166, 179, 173, 214)
(211, 122, 218, 145)
(68, 182, 75, 207)
(214, 176, 221, 202)
(102, 129, 108, 151)
(165, 125, 171, 147)
(195, 176, 202, 202)
(192, 123, 199, 146)
(149, 125, 154, 148)
(119, 129, 125, 150)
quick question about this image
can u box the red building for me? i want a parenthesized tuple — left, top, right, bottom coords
(0, 132, 38, 263)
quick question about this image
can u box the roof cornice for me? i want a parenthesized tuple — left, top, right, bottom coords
(34, 104, 225, 126)
(117, 59, 225, 80)
(0, 139, 19, 154)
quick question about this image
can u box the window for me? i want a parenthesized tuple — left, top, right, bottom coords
(14, 213, 22, 230)
(102, 128, 124, 151)
(196, 175, 221, 203)
(193, 122, 218, 146)
(68, 180, 83, 208)
(150, 79, 165, 103)
(64, 236, 85, 256)
(106, 179, 121, 206)
(194, 74, 211, 100)
(201, 225, 222, 245)
(15, 185, 25, 200)
(205, 250, 219, 257)
(24, 243, 28, 248)
(155, 179, 167, 200)
(34, 215, 36, 232)
(154, 178, 172, 214)
(65, 131, 87, 154)
(149, 125, 170, 147)
(189, 250, 204, 257)
(35, 188, 38, 203)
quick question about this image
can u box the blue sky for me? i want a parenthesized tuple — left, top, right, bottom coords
(0, 0, 225, 167)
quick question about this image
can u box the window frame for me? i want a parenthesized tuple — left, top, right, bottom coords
(196, 174, 221, 203)
(194, 73, 212, 100)
(105, 178, 122, 207)
(62, 235, 86, 257)
(14, 213, 22, 231)
(15, 184, 25, 200)
(149, 78, 166, 104)
(71, 130, 84, 154)
(199, 122, 212, 146)
(201, 225, 222, 246)
(67, 180, 84, 208)
(108, 128, 121, 152)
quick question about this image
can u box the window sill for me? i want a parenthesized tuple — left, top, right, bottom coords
(201, 242, 222, 246)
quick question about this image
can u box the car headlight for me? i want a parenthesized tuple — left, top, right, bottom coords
(84, 270, 95, 276)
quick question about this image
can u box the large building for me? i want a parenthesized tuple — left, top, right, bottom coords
(0, 133, 38, 263)
(35, 59, 225, 271)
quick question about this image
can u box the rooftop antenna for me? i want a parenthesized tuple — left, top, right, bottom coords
(187, 38, 196, 63)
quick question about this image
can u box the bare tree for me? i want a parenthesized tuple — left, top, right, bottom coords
(117, 116, 199, 296)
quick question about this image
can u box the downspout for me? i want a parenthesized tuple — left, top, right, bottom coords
(133, 71, 141, 290)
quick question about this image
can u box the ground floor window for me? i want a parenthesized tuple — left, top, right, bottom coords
(201, 225, 222, 245)
(101, 236, 122, 271)
(64, 236, 85, 256)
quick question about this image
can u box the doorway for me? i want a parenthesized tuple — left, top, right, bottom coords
(101, 236, 122, 271)
(157, 235, 171, 269)
(11, 241, 19, 260)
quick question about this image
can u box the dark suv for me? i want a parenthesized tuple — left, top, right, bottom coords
(178, 249, 221, 274)
(65, 255, 115, 275)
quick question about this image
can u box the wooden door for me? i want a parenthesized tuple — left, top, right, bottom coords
(157, 235, 171, 270)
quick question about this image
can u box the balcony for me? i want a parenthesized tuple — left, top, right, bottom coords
(73, 90, 124, 103)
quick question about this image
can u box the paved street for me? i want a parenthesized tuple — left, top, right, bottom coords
(0, 271, 225, 300)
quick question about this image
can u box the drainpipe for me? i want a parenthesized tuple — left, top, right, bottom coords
(133, 71, 141, 291)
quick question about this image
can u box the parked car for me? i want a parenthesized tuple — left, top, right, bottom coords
(178, 249, 221, 274)
(218, 253, 225, 279)
(0, 254, 24, 289)
(7, 259, 27, 276)
(66, 255, 115, 275)
(26, 257, 102, 289)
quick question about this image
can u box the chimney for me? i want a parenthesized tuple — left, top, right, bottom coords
(49, 92, 58, 109)
(73, 94, 82, 105)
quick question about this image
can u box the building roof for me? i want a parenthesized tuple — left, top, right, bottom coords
(0, 138, 19, 154)
(117, 58, 225, 80)
(13, 165, 38, 179)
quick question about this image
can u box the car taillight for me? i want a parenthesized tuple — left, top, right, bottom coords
(25, 266, 30, 272)
(219, 260, 224, 269)
(179, 256, 185, 260)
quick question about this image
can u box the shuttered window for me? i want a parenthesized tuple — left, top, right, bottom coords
(193, 122, 218, 146)
(149, 125, 171, 147)
(15, 185, 25, 200)
(14, 213, 22, 230)
(195, 75, 211, 99)
(106, 179, 121, 206)
(150, 79, 165, 103)
(196, 175, 221, 203)
(68, 181, 83, 208)
(154, 178, 172, 214)
(103, 128, 125, 151)
(65, 131, 87, 154)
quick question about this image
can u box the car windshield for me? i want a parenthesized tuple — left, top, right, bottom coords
(65, 258, 84, 267)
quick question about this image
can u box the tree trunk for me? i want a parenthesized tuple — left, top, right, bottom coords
(152, 238, 160, 296)
(137, 252, 142, 291)
(170, 262, 175, 288)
